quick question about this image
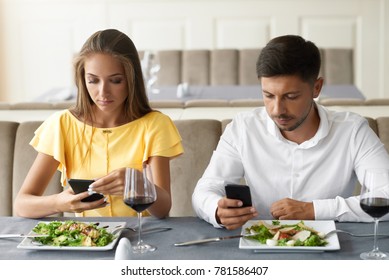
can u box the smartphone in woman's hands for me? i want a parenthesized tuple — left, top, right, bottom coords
(68, 179, 104, 202)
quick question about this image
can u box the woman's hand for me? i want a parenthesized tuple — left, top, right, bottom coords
(85, 156, 173, 218)
(88, 168, 126, 196)
(55, 187, 107, 213)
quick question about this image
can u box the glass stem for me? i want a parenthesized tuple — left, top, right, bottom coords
(373, 218, 379, 252)
(137, 212, 142, 245)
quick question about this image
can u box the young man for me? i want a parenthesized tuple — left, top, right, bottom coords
(192, 35, 389, 229)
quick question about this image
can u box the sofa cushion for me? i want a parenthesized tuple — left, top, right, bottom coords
(322, 48, 354, 85)
(0, 122, 19, 216)
(169, 120, 222, 216)
(150, 100, 184, 109)
(12, 121, 62, 216)
(239, 48, 261, 85)
(185, 99, 230, 108)
(319, 99, 365, 106)
(0, 103, 12, 109)
(221, 119, 232, 132)
(229, 99, 263, 107)
(181, 50, 210, 85)
(365, 99, 389, 105)
(210, 49, 238, 85)
(157, 50, 182, 86)
(365, 116, 378, 136)
(377, 117, 389, 153)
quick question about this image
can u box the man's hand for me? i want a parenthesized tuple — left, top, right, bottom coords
(270, 198, 314, 220)
(216, 197, 258, 230)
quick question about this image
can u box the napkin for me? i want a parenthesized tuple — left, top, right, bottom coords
(115, 238, 132, 260)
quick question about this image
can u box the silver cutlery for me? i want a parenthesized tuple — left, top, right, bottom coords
(174, 234, 254, 247)
(323, 229, 389, 238)
(110, 226, 172, 235)
(0, 233, 49, 238)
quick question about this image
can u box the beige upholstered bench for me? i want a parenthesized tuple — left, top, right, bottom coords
(1, 117, 388, 217)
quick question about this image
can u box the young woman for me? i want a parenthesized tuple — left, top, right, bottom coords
(14, 29, 183, 218)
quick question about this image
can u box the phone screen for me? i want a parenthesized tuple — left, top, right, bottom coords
(68, 179, 104, 202)
(225, 184, 252, 207)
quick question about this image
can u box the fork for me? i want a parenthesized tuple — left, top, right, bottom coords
(109, 226, 136, 234)
(110, 225, 172, 235)
(323, 229, 389, 238)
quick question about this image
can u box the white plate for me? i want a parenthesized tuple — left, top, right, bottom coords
(17, 221, 126, 251)
(239, 220, 340, 251)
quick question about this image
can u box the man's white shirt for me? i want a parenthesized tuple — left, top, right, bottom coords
(192, 104, 389, 227)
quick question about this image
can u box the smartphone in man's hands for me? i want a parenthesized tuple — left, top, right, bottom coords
(225, 184, 252, 207)
(68, 179, 104, 202)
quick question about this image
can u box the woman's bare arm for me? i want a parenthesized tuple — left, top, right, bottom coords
(14, 153, 106, 218)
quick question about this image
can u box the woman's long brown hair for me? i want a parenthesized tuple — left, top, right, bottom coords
(72, 29, 152, 123)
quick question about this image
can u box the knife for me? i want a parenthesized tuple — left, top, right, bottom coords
(174, 234, 251, 247)
(142, 227, 172, 235)
(0, 233, 49, 238)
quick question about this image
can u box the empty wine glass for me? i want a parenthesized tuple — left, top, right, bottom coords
(123, 164, 157, 253)
(141, 50, 160, 95)
(359, 168, 389, 260)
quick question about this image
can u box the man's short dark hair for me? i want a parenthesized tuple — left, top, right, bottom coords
(256, 35, 321, 84)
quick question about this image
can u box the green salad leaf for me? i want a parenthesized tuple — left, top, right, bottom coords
(245, 224, 273, 244)
(32, 220, 115, 247)
(245, 220, 328, 247)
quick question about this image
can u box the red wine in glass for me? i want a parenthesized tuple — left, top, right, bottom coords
(360, 198, 389, 218)
(124, 196, 155, 213)
(123, 165, 157, 254)
(359, 168, 389, 260)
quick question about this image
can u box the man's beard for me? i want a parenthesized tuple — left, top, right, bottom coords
(273, 102, 314, 132)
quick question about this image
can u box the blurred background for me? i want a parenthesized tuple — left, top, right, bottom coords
(0, 0, 388, 102)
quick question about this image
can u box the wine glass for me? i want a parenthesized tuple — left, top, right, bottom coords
(123, 164, 157, 253)
(141, 50, 160, 95)
(359, 168, 389, 260)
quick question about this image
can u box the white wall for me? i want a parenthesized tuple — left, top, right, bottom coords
(0, 0, 6, 101)
(1, 0, 388, 102)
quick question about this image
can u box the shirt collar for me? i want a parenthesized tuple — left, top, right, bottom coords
(265, 103, 330, 148)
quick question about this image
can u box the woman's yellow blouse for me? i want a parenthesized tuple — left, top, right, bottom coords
(30, 110, 183, 217)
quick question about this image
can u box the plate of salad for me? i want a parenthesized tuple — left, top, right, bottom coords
(17, 220, 126, 251)
(239, 220, 340, 251)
